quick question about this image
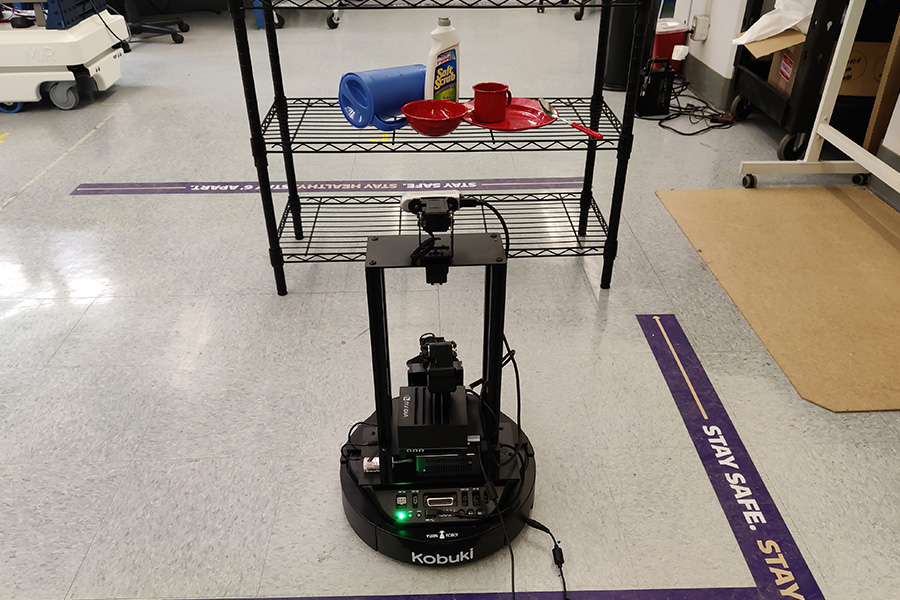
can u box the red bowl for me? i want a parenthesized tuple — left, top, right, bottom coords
(402, 100, 469, 136)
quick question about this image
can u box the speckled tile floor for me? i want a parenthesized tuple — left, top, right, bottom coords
(1, 7, 898, 600)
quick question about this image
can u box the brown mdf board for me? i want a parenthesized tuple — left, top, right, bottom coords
(657, 186, 900, 412)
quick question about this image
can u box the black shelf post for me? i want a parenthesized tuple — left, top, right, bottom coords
(481, 261, 507, 458)
(599, 0, 652, 289)
(228, 0, 288, 295)
(365, 263, 393, 485)
(260, 0, 304, 241)
(578, 1, 611, 237)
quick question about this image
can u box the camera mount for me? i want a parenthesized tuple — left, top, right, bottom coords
(340, 195, 535, 566)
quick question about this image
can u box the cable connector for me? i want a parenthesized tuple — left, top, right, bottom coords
(711, 113, 734, 125)
(552, 543, 564, 568)
(485, 480, 500, 503)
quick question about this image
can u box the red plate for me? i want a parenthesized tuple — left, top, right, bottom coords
(462, 97, 555, 131)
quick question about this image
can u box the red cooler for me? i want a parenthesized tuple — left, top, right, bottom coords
(653, 18, 689, 74)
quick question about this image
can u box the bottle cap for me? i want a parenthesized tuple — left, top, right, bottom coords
(438, 17, 451, 27)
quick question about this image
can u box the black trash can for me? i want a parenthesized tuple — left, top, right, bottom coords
(603, 5, 636, 91)
(603, 1, 659, 92)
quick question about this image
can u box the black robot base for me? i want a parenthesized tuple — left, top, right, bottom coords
(340, 411, 536, 566)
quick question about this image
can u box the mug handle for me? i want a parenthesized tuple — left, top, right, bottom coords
(505, 90, 512, 107)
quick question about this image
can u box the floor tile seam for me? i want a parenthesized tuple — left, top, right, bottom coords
(881, 413, 900, 442)
(590, 452, 644, 588)
(0, 458, 135, 470)
(0, 294, 107, 301)
(743, 440, 900, 449)
(62, 458, 140, 600)
(253, 462, 294, 598)
(175, 293, 215, 367)
(42, 296, 99, 369)
(124, 451, 303, 465)
(1, 104, 127, 212)
(618, 213, 676, 308)
(96, 293, 218, 299)
(125, 373, 180, 468)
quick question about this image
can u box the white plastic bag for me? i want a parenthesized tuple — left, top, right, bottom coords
(733, 0, 816, 46)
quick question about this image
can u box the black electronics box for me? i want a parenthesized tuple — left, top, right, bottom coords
(636, 58, 676, 117)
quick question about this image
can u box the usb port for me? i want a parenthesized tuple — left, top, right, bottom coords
(425, 495, 456, 508)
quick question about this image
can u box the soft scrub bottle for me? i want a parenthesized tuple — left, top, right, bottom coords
(425, 17, 460, 101)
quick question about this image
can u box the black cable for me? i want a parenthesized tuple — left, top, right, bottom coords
(637, 75, 733, 136)
(476, 199, 510, 255)
(503, 335, 523, 468)
(522, 516, 570, 600)
(86, 0, 132, 51)
(410, 232, 436, 263)
(477, 452, 514, 600)
(341, 421, 378, 460)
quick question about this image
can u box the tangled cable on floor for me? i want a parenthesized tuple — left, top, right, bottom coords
(638, 76, 735, 136)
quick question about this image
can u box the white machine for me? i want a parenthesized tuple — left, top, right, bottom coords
(0, 10, 128, 112)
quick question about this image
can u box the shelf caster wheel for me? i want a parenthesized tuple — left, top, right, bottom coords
(327, 12, 340, 29)
(742, 174, 757, 189)
(852, 173, 870, 186)
(178, 22, 190, 32)
(48, 82, 80, 110)
(172, 32, 184, 43)
(729, 94, 753, 121)
(0, 101, 24, 113)
(273, 12, 285, 28)
(777, 132, 807, 161)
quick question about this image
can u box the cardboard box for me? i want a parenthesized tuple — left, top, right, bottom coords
(744, 29, 889, 98)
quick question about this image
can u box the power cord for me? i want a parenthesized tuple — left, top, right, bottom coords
(475, 199, 510, 255)
(523, 516, 570, 600)
(340, 421, 378, 460)
(86, 0, 132, 52)
(638, 75, 733, 136)
(477, 452, 515, 600)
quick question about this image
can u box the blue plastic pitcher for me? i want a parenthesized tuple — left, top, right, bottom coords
(339, 65, 426, 131)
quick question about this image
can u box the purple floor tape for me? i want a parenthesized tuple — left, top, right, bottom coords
(177, 590, 759, 600)
(637, 315, 823, 600)
(70, 177, 586, 196)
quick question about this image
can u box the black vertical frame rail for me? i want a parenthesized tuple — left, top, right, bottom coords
(481, 263, 507, 460)
(578, 1, 611, 237)
(365, 265, 393, 485)
(599, 0, 652, 289)
(260, 0, 305, 240)
(228, 0, 288, 295)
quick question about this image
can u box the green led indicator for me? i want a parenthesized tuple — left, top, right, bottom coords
(396, 511, 406, 521)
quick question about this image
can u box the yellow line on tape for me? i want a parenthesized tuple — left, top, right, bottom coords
(653, 316, 708, 420)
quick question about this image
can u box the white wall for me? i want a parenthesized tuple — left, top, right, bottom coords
(672, 0, 748, 78)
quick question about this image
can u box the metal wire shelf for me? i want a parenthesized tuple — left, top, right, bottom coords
(261, 97, 621, 154)
(264, 0, 638, 10)
(277, 192, 607, 262)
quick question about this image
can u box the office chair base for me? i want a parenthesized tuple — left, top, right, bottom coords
(129, 19, 189, 43)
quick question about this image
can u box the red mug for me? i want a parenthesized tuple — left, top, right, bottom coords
(472, 82, 512, 123)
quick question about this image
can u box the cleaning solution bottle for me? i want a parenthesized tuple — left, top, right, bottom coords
(424, 17, 460, 102)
